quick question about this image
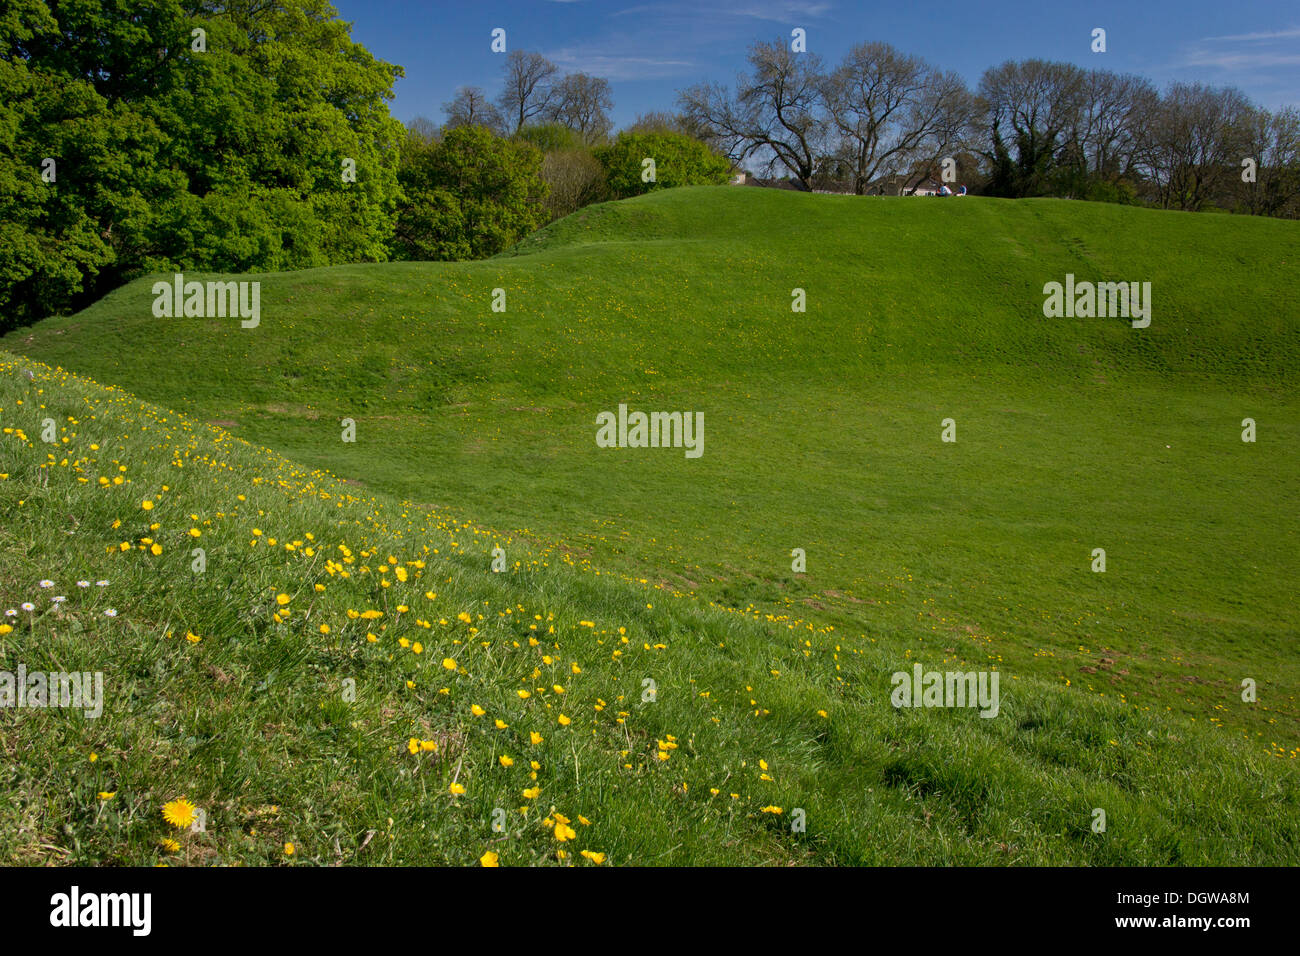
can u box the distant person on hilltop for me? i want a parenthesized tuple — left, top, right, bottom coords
(938, 183, 953, 197)
(958, 184, 967, 196)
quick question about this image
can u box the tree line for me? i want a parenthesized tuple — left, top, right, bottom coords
(392, 49, 730, 261)
(0, 4, 728, 330)
(4, 3, 1296, 331)
(677, 40, 1299, 214)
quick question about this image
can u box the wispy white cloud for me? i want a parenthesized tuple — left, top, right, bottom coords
(543, 0, 834, 83)
(1201, 27, 1300, 43)
(544, 47, 696, 81)
(1182, 50, 1300, 70)
(1177, 22, 1300, 71)
(729, 1, 834, 21)
(612, 1, 833, 22)
(1170, 23, 1300, 108)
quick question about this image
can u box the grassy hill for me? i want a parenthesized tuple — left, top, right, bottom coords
(2, 187, 1298, 864)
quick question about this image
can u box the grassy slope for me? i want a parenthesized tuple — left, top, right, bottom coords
(1, 187, 1298, 863)
(8, 188, 1297, 746)
(1, 354, 1296, 866)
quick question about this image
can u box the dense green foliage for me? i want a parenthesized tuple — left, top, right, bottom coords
(391, 125, 549, 260)
(515, 122, 584, 154)
(596, 131, 732, 199)
(0, 0, 405, 330)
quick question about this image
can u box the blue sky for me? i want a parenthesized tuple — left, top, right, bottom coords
(330, 0, 1300, 127)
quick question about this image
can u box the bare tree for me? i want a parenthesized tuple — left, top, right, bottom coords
(498, 51, 558, 133)
(542, 150, 607, 218)
(1239, 105, 1300, 217)
(978, 59, 1086, 190)
(545, 73, 614, 143)
(406, 115, 440, 145)
(1141, 82, 1251, 210)
(1072, 71, 1157, 180)
(442, 86, 504, 133)
(821, 43, 977, 194)
(679, 39, 828, 189)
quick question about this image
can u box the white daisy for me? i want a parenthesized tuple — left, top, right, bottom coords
(104, 609, 118, 618)
(51, 595, 66, 604)
(21, 603, 35, 612)
(39, 580, 54, 588)
(77, 581, 90, 588)
(3, 609, 15, 617)
(96, 580, 110, 587)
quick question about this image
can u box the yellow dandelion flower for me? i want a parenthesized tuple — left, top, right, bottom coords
(162, 798, 197, 829)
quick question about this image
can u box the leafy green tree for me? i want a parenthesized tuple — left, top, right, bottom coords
(595, 130, 732, 199)
(0, 0, 405, 329)
(0, 2, 116, 324)
(516, 122, 582, 154)
(392, 125, 548, 260)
